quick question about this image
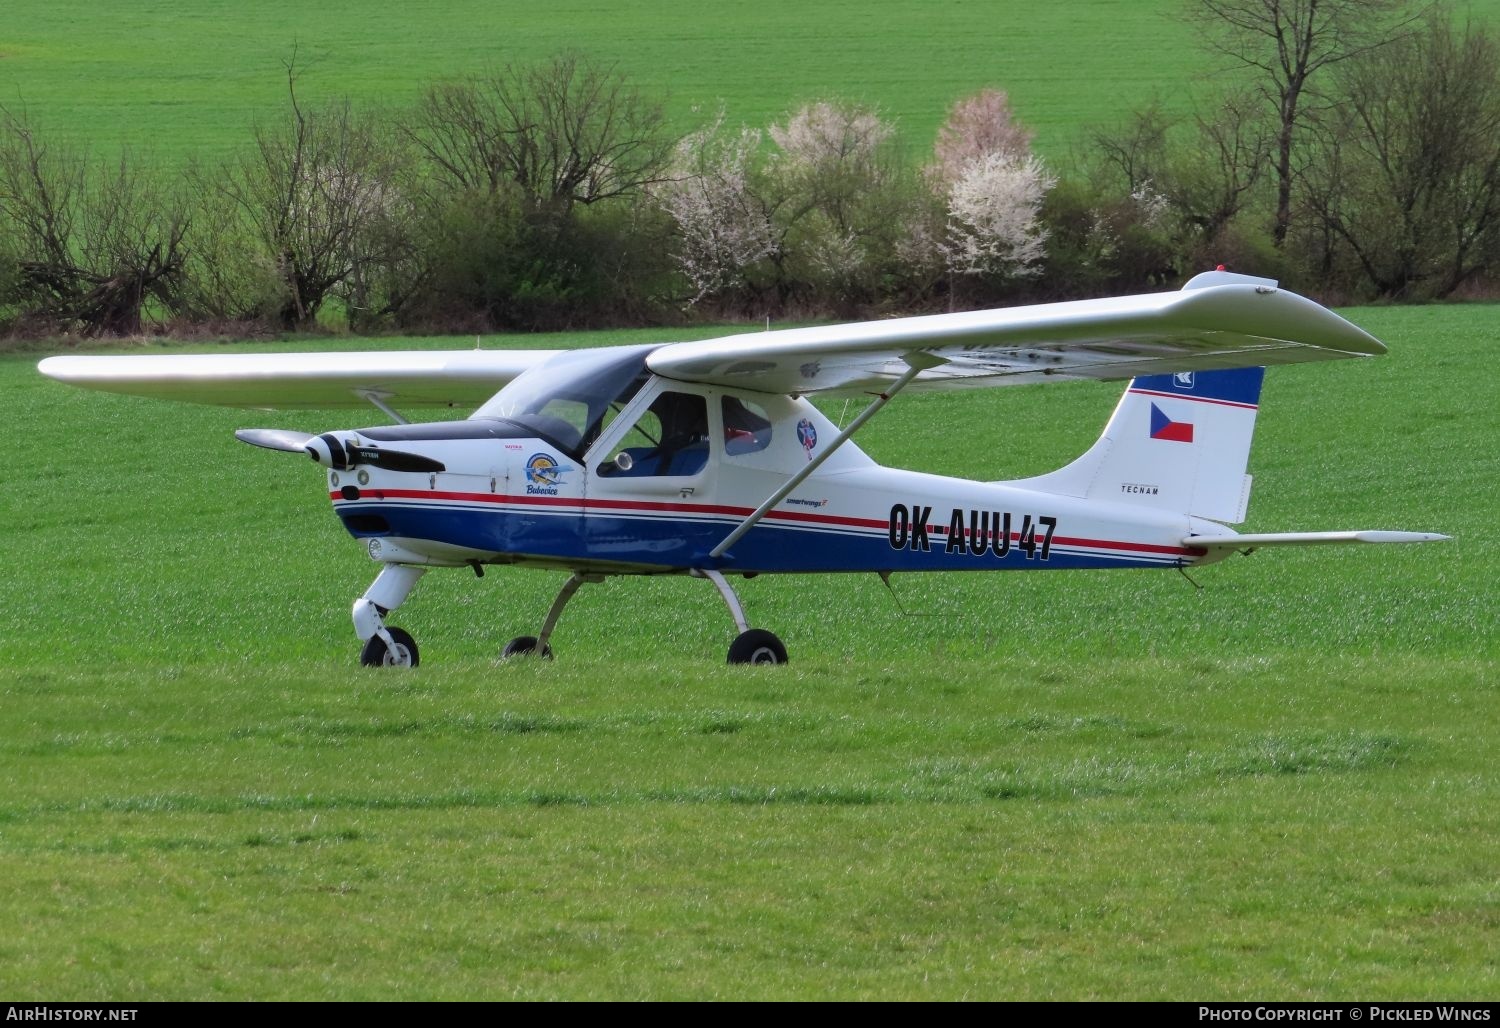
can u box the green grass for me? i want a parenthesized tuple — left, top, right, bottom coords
(1, 304, 1494, 998)
(0, 1, 1267, 163)
(8, 1, 1499, 166)
(4, 2, 1495, 997)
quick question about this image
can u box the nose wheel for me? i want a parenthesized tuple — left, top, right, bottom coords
(360, 626, 420, 668)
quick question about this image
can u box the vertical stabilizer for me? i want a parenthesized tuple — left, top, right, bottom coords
(1013, 367, 1265, 524)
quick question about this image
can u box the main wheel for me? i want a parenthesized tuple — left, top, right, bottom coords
(501, 635, 554, 660)
(727, 629, 787, 665)
(360, 626, 419, 668)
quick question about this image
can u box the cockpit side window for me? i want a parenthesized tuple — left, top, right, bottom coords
(722, 395, 773, 455)
(598, 391, 711, 477)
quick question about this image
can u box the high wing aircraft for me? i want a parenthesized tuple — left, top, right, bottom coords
(38, 270, 1448, 666)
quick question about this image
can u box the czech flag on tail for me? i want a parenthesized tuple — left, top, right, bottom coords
(1149, 403, 1194, 443)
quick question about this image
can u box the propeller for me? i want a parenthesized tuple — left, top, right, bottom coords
(235, 428, 446, 473)
(235, 428, 315, 453)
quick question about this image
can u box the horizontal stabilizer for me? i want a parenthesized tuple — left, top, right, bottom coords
(1185, 530, 1451, 555)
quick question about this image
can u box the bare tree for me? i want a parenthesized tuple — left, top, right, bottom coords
(1177, 92, 1271, 241)
(205, 63, 412, 328)
(1091, 104, 1172, 198)
(398, 54, 675, 327)
(406, 53, 672, 215)
(1189, 0, 1427, 246)
(1301, 16, 1500, 297)
(1096, 94, 1268, 245)
(0, 109, 188, 335)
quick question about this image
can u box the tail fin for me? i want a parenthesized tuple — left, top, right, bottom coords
(1014, 367, 1265, 524)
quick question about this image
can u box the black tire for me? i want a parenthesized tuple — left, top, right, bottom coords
(360, 627, 419, 668)
(502, 635, 554, 660)
(727, 629, 787, 666)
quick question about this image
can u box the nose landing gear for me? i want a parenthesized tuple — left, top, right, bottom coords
(353, 564, 427, 668)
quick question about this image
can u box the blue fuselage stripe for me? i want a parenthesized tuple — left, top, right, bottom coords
(342, 500, 1178, 573)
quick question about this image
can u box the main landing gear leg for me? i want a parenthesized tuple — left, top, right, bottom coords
(353, 564, 427, 668)
(502, 572, 602, 659)
(694, 569, 788, 665)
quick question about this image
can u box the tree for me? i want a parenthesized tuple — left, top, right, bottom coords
(914, 90, 1053, 303)
(942, 153, 1053, 280)
(402, 54, 674, 328)
(1300, 16, 1500, 298)
(931, 89, 1033, 183)
(0, 109, 189, 335)
(742, 100, 920, 309)
(1092, 94, 1269, 251)
(406, 54, 672, 215)
(654, 111, 776, 307)
(1189, 0, 1427, 247)
(205, 64, 413, 329)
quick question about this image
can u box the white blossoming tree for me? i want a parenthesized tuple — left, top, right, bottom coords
(654, 112, 776, 307)
(765, 101, 911, 304)
(910, 89, 1055, 302)
(942, 152, 1054, 279)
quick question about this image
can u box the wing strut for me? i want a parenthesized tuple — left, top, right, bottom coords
(707, 351, 945, 561)
(356, 390, 410, 425)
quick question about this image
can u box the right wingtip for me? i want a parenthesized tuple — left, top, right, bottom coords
(1353, 531, 1452, 544)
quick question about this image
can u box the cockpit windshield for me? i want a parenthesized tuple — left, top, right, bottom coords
(470, 344, 657, 457)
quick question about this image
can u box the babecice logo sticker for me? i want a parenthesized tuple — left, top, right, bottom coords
(525, 452, 568, 494)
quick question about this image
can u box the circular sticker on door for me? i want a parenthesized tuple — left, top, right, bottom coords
(796, 418, 817, 460)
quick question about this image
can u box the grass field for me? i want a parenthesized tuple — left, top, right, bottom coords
(3, 0, 1497, 1000)
(0, 1, 1244, 163)
(1, 303, 1494, 999)
(7, 1, 1498, 170)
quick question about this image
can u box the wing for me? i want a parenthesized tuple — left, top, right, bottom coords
(36, 348, 559, 410)
(647, 272, 1385, 394)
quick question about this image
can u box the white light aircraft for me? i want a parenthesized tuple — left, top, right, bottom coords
(38, 270, 1447, 666)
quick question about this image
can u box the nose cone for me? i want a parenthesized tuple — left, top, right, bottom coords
(305, 433, 353, 470)
(303, 431, 448, 474)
